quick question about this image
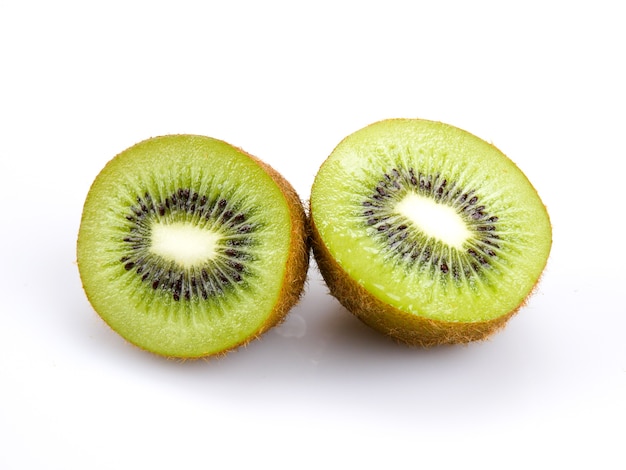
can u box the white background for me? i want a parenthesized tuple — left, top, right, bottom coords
(1, 1, 624, 469)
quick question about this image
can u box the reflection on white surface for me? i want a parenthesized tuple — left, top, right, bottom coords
(274, 313, 307, 339)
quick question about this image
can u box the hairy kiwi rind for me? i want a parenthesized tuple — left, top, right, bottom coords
(309, 118, 551, 347)
(77, 135, 309, 359)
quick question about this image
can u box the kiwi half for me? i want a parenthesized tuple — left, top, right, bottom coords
(77, 135, 309, 358)
(310, 119, 552, 346)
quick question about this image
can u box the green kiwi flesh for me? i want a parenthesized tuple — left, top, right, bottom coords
(77, 135, 309, 358)
(310, 119, 552, 346)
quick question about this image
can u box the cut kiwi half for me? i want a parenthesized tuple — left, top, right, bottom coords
(77, 135, 309, 358)
(310, 119, 552, 346)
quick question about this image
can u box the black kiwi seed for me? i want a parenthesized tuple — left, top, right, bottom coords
(221, 210, 234, 222)
(231, 213, 246, 225)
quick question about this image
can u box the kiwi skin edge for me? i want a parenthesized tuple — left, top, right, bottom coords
(238, 153, 310, 347)
(309, 215, 529, 348)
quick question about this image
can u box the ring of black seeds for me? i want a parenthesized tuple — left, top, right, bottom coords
(120, 188, 258, 302)
(361, 167, 502, 284)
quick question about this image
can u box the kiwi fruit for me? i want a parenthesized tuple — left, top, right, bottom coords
(77, 135, 309, 358)
(310, 119, 552, 346)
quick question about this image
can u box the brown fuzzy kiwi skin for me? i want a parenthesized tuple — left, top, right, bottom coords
(309, 214, 525, 348)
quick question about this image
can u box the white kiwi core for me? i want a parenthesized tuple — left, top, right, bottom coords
(395, 192, 471, 249)
(150, 222, 221, 267)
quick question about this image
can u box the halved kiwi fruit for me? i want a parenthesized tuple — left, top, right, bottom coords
(310, 119, 552, 346)
(77, 135, 309, 358)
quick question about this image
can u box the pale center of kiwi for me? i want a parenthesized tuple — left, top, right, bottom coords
(395, 192, 471, 248)
(150, 221, 222, 268)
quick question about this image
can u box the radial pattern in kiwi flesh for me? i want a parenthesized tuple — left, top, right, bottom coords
(77, 135, 308, 358)
(310, 119, 551, 346)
